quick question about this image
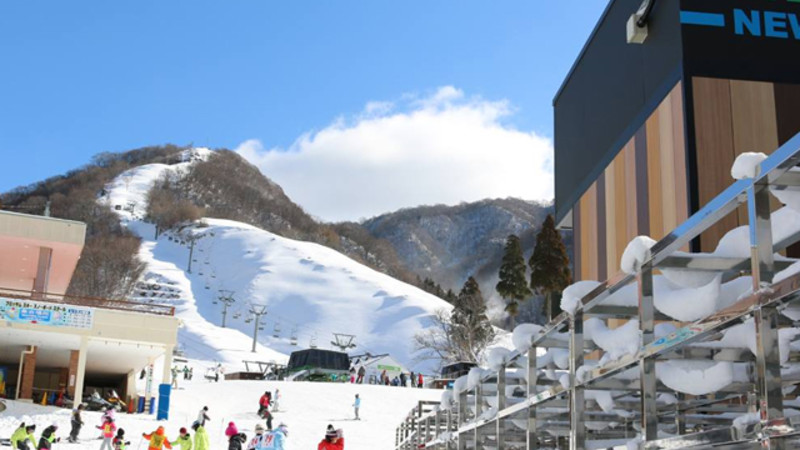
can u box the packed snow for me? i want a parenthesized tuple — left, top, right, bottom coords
(0, 365, 442, 450)
(103, 151, 453, 372)
(731, 152, 767, 180)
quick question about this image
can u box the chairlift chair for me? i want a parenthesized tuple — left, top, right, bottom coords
(273, 323, 281, 338)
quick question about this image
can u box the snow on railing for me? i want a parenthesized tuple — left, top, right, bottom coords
(398, 131, 800, 449)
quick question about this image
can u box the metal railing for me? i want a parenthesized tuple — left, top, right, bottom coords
(396, 401, 454, 449)
(0, 286, 175, 316)
(398, 131, 800, 449)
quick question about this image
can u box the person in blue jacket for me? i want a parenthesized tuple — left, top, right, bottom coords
(353, 394, 361, 420)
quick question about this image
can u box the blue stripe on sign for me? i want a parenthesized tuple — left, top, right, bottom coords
(680, 11, 726, 27)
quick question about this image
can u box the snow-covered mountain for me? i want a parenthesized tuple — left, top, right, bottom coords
(363, 199, 564, 322)
(104, 149, 452, 371)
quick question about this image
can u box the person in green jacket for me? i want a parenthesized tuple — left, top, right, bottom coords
(191, 422, 208, 450)
(170, 427, 192, 450)
(10, 423, 36, 450)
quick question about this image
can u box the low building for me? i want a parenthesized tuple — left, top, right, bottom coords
(350, 353, 408, 384)
(0, 210, 179, 412)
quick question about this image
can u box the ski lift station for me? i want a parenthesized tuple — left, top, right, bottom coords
(395, 0, 800, 449)
(0, 210, 179, 411)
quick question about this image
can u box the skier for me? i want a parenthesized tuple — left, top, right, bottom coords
(36, 423, 59, 450)
(191, 422, 209, 450)
(417, 372, 423, 388)
(36, 423, 61, 450)
(353, 394, 361, 420)
(227, 432, 247, 450)
(245, 424, 265, 450)
(317, 425, 344, 450)
(68, 404, 84, 443)
(170, 428, 192, 450)
(183, 365, 189, 380)
(113, 429, 130, 450)
(263, 409, 274, 431)
(196, 406, 210, 426)
(142, 426, 172, 450)
(225, 422, 238, 439)
(272, 389, 280, 412)
(10, 423, 36, 450)
(97, 416, 116, 450)
(410, 371, 416, 388)
(171, 367, 179, 389)
(258, 392, 270, 417)
(356, 366, 365, 384)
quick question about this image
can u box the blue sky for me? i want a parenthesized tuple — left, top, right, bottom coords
(0, 1, 608, 218)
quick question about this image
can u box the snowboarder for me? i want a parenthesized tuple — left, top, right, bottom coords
(169, 428, 191, 450)
(196, 406, 210, 426)
(410, 371, 416, 387)
(97, 417, 116, 450)
(191, 422, 209, 450)
(10, 423, 36, 450)
(227, 432, 247, 450)
(113, 429, 130, 450)
(317, 425, 344, 450)
(272, 389, 281, 412)
(356, 366, 365, 384)
(142, 426, 172, 450)
(37, 423, 59, 450)
(353, 394, 361, 420)
(225, 422, 238, 439)
(69, 404, 84, 443)
(417, 373, 423, 388)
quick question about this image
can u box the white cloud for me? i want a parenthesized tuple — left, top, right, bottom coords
(236, 86, 554, 222)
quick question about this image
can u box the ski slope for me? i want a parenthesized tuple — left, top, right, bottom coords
(0, 371, 443, 450)
(103, 148, 453, 372)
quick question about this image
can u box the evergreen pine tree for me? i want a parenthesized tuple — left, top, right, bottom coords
(496, 234, 532, 328)
(529, 214, 572, 321)
(451, 277, 495, 362)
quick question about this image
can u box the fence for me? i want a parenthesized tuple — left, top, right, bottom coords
(398, 132, 800, 449)
(0, 286, 175, 316)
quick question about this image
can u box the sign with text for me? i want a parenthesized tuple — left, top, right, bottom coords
(680, 0, 800, 81)
(0, 297, 94, 329)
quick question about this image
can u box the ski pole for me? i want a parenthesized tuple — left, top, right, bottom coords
(135, 436, 144, 450)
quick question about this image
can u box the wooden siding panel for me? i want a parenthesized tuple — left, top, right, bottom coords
(604, 159, 618, 277)
(692, 77, 738, 252)
(596, 174, 607, 281)
(613, 149, 629, 273)
(672, 82, 689, 225)
(624, 139, 638, 243)
(646, 108, 664, 240)
(659, 90, 678, 233)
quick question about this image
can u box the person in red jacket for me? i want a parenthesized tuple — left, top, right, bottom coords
(258, 391, 271, 417)
(417, 373, 423, 388)
(317, 425, 344, 450)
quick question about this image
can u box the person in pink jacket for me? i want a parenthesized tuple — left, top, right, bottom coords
(225, 422, 238, 439)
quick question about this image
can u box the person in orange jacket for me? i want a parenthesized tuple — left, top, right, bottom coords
(142, 426, 172, 450)
(317, 425, 344, 450)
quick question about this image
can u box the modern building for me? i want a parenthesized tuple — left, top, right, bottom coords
(0, 210, 179, 410)
(555, 0, 800, 281)
(350, 353, 409, 384)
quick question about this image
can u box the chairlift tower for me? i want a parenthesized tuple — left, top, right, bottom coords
(248, 304, 268, 353)
(217, 290, 236, 328)
(331, 333, 357, 352)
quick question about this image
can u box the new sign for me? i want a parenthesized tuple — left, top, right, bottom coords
(680, 0, 800, 82)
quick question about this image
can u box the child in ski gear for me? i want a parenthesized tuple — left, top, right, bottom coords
(353, 394, 361, 420)
(196, 407, 209, 426)
(142, 426, 172, 450)
(11, 424, 36, 450)
(272, 389, 280, 411)
(245, 424, 265, 450)
(317, 425, 344, 450)
(69, 404, 84, 443)
(225, 422, 238, 438)
(113, 429, 130, 450)
(227, 433, 247, 450)
(191, 422, 209, 450)
(37, 423, 59, 450)
(170, 428, 191, 450)
(97, 417, 116, 450)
